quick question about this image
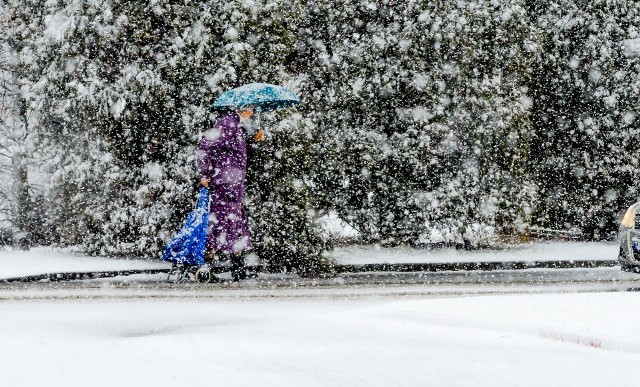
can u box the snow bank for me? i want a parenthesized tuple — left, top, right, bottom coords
(1, 293, 640, 386)
(329, 241, 618, 264)
(0, 247, 169, 279)
(317, 212, 359, 239)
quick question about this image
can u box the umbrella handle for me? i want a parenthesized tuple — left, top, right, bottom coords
(254, 108, 262, 132)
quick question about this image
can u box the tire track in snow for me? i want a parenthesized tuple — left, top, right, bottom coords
(378, 308, 640, 355)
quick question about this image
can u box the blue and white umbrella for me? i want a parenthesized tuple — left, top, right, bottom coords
(212, 83, 301, 112)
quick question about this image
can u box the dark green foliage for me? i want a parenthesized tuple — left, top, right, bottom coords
(527, 0, 640, 239)
(13, 0, 329, 270)
(5, 0, 640, 271)
(246, 113, 333, 274)
(295, 0, 536, 246)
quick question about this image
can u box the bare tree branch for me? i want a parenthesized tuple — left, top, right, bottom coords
(0, 189, 10, 201)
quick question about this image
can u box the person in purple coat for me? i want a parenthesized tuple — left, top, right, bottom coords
(196, 106, 265, 281)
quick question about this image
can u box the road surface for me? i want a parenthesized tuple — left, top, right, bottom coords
(1, 266, 639, 300)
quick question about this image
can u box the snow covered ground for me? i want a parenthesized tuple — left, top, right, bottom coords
(330, 241, 619, 265)
(0, 241, 619, 280)
(1, 292, 640, 386)
(0, 243, 637, 386)
(0, 247, 170, 279)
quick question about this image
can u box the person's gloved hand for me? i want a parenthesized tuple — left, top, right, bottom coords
(253, 130, 266, 142)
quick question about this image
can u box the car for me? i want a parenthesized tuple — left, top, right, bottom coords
(618, 201, 640, 272)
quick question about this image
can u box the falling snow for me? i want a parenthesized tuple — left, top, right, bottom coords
(2, 3, 640, 385)
(0, 1, 639, 285)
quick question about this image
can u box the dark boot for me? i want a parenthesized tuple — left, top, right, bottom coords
(231, 253, 246, 282)
(204, 249, 215, 263)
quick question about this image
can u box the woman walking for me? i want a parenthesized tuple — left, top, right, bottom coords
(196, 106, 265, 281)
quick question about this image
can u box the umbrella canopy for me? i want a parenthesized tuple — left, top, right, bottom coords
(212, 83, 301, 112)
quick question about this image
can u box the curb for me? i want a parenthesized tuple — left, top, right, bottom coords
(336, 260, 618, 273)
(0, 260, 619, 283)
(0, 269, 171, 284)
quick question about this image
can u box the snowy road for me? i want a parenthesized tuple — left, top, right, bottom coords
(2, 267, 640, 386)
(2, 291, 640, 386)
(1, 267, 639, 300)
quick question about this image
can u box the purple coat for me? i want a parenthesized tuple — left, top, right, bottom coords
(196, 112, 252, 254)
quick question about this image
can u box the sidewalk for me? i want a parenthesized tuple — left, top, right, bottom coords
(329, 241, 619, 272)
(328, 241, 619, 265)
(0, 241, 620, 281)
(0, 247, 170, 280)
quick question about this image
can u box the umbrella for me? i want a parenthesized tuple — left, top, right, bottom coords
(212, 83, 301, 112)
